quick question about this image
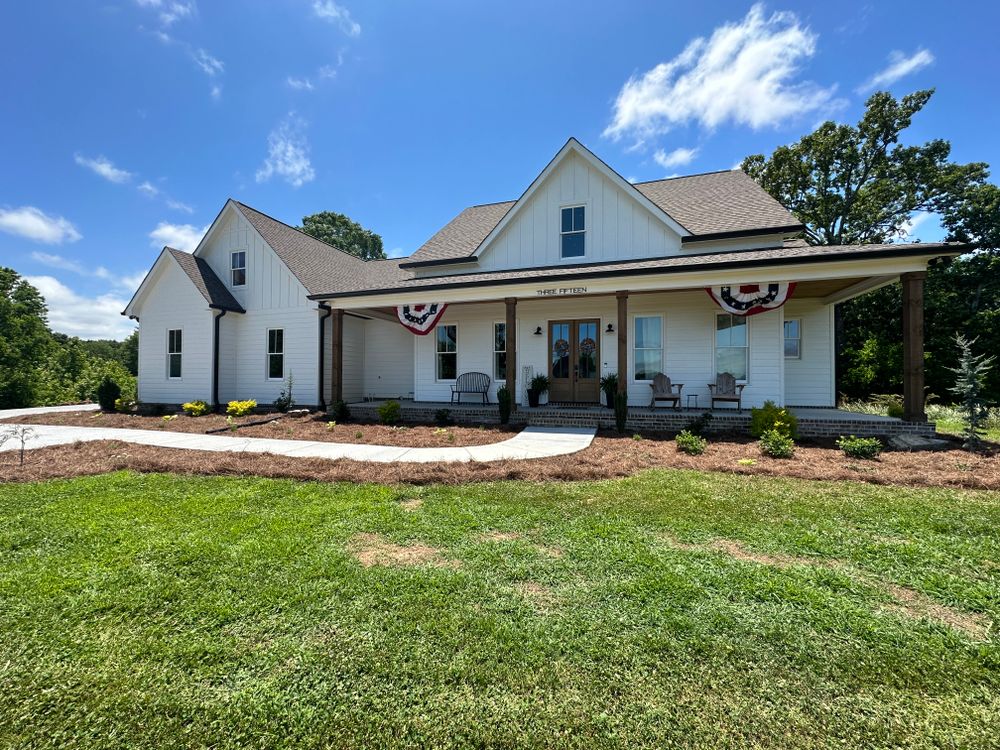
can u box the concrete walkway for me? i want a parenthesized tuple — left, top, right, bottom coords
(0, 406, 595, 464)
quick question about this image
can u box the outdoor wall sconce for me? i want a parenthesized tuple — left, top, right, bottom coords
(605, 323, 615, 334)
(533, 326, 543, 335)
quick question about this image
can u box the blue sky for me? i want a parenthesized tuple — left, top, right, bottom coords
(2, 1, 997, 339)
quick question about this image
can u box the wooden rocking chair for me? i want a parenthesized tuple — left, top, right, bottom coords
(649, 373, 683, 410)
(708, 372, 746, 412)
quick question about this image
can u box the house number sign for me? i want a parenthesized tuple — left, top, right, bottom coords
(536, 286, 588, 297)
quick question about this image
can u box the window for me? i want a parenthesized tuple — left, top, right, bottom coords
(633, 315, 662, 381)
(715, 313, 748, 381)
(436, 324, 457, 380)
(231, 251, 246, 287)
(267, 328, 284, 380)
(784, 319, 801, 359)
(493, 322, 507, 381)
(167, 329, 182, 379)
(560, 205, 585, 258)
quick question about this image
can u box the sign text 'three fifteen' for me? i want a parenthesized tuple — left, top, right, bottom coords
(536, 287, 588, 297)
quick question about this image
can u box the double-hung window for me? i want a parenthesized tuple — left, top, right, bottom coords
(493, 322, 507, 381)
(715, 313, 748, 381)
(784, 319, 801, 358)
(231, 251, 246, 287)
(167, 329, 182, 379)
(436, 324, 457, 380)
(267, 328, 284, 380)
(560, 205, 585, 258)
(633, 315, 662, 381)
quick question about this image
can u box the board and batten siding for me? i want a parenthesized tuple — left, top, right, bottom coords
(474, 152, 682, 273)
(783, 298, 836, 407)
(136, 257, 214, 404)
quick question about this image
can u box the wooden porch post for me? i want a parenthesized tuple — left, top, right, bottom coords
(901, 271, 926, 422)
(616, 291, 628, 395)
(331, 308, 344, 406)
(505, 297, 517, 410)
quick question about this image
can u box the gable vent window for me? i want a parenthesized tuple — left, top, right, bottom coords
(560, 206, 585, 259)
(231, 251, 246, 287)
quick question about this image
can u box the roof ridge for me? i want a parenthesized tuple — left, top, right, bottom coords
(235, 200, 371, 265)
(632, 168, 741, 186)
(469, 199, 518, 209)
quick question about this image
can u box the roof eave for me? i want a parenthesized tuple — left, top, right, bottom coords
(680, 224, 805, 244)
(398, 255, 479, 270)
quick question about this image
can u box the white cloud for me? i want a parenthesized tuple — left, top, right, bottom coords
(192, 48, 224, 76)
(287, 76, 315, 91)
(857, 49, 934, 93)
(210, 84, 222, 100)
(149, 221, 208, 252)
(318, 64, 338, 80)
(26, 275, 135, 340)
(29, 251, 145, 292)
(603, 4, 835, 144)
(74, 153, 133, 183)
(0, 206, 81, 244)
(138, 181, 159, 197)
(386, 247, 407, 259)
(653, 147, 699, 170)
(255, 113, 316, 188)
(898, 211, 932, 241)
(313, 1, 361, 37)
(166, 198, 194, 213)
(137, 0, 195, 27)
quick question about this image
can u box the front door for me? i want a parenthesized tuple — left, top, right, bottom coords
(548, 319, 600, 403)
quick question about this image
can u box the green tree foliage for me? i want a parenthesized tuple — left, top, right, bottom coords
(77, 330, 139, 376)
(743, 90, 999, 403)
(299, 211, 386, 260)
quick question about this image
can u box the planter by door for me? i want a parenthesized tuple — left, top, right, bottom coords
(527, 389, 540, 408)
(548, 319, 600, 403)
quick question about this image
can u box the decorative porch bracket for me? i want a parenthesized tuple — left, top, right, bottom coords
(901, 271, 926, 422)
(505, 297, 517, 410)
(616, 291, 628, 394)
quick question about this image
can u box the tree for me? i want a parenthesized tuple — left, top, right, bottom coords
(299, 211, 386, 260)
(0, 268, 53, 408)
(949, 335, 995, 450)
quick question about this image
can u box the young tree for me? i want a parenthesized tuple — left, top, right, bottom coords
(299, 211, 386, 260)
(0, 268, 53, 408)
(949, 335, 995, 450)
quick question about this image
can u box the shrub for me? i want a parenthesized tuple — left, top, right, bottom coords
(613, 391, 628, 433)
(182, 400, 210, 417)
(600, 373, 618, 406)
(96, 376, 121, 412)
(330, 400, 350, 422)
(114, 397, 136, 414)
(675, 429, 707, 455)
(273, 373, 295, 413)
(497, 386, 511, 425)
(378, 400, 402, 425)
(434, 408, 452, 427)
(759, 429, 795, 458)
(836, 435, 883, 459)
(750, 400, 798, 439)
(949, 334, 996, 450)
(529, 374, 550, 394)
(226, 399, 256, 418)
(684, 411, 714, 436)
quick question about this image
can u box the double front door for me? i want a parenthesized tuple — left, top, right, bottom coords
(548, 319, 600, 403)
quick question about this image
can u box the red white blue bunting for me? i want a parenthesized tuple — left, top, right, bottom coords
(396, 303, 448, 335)
(706, 283, 796, 316)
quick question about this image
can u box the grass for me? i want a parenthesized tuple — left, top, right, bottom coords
(1, 470, 998, 749)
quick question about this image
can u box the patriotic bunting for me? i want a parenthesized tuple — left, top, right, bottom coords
(706, 283, 796, 316)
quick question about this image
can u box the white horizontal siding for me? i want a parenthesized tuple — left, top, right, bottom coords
(783, 299, 835, 407)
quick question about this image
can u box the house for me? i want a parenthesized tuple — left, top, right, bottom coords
(123, 138, 960, 435)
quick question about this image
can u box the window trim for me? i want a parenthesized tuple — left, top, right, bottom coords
(784, 318, 802, 359)
(493, 321, 507, 383)
(559, 203, 586, 259)
(435, 323, 458, 382)
(714, 312, 750, 384)
(632, 313, 663, 383)
(266, 328, 284, 381)
(167, 328, 183, 380)
(231, 250, 247, 288)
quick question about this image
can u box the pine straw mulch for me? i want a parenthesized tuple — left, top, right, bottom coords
(1, 410, 519, 448)
(1, 431, 999, 491)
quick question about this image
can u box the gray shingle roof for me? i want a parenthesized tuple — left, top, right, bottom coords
(402, 170, 801, 267)
(166, 248, 245, 313)
(308, 242, 963, 299)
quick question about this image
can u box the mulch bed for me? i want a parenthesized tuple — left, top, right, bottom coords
(1, 431, 998, 490)
(2, 410, 520, 448)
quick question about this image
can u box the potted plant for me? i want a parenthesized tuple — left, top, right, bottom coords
(527, 374, 550, 407)
(600, 373, 618, 408)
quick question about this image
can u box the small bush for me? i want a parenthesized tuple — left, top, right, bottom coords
(434, 408, 453, 427)
(378, 400, 402, 425)
(613, 391, 628, 433)
(114, 397, 135, 414)
(330, 400, 350, 422)
(273, 374, 295, 413)
(226, 400, 256, 417)
(675, 430, 707, 455)
(497, 386, 512, 425)
(750, 400, 798, 439)
(182, 400, 210, 417)
(96, 376, 121, 412)
(759, 429, 795, 458)
(837, 435, 883, 459)
(684, 411, 714, 436)
(529, 374, 550, 394)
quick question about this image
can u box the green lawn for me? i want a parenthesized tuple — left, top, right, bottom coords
(1, 471, 998, 749)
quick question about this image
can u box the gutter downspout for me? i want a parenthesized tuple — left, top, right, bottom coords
(212, 308, 227, 412)
(317, 302, 333, 411)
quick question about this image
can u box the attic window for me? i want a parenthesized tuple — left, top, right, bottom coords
(231, 251, 246, 287)
(560, 206, 585, 258)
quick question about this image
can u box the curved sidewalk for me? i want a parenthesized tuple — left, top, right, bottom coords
(0, 414, 595, 464)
